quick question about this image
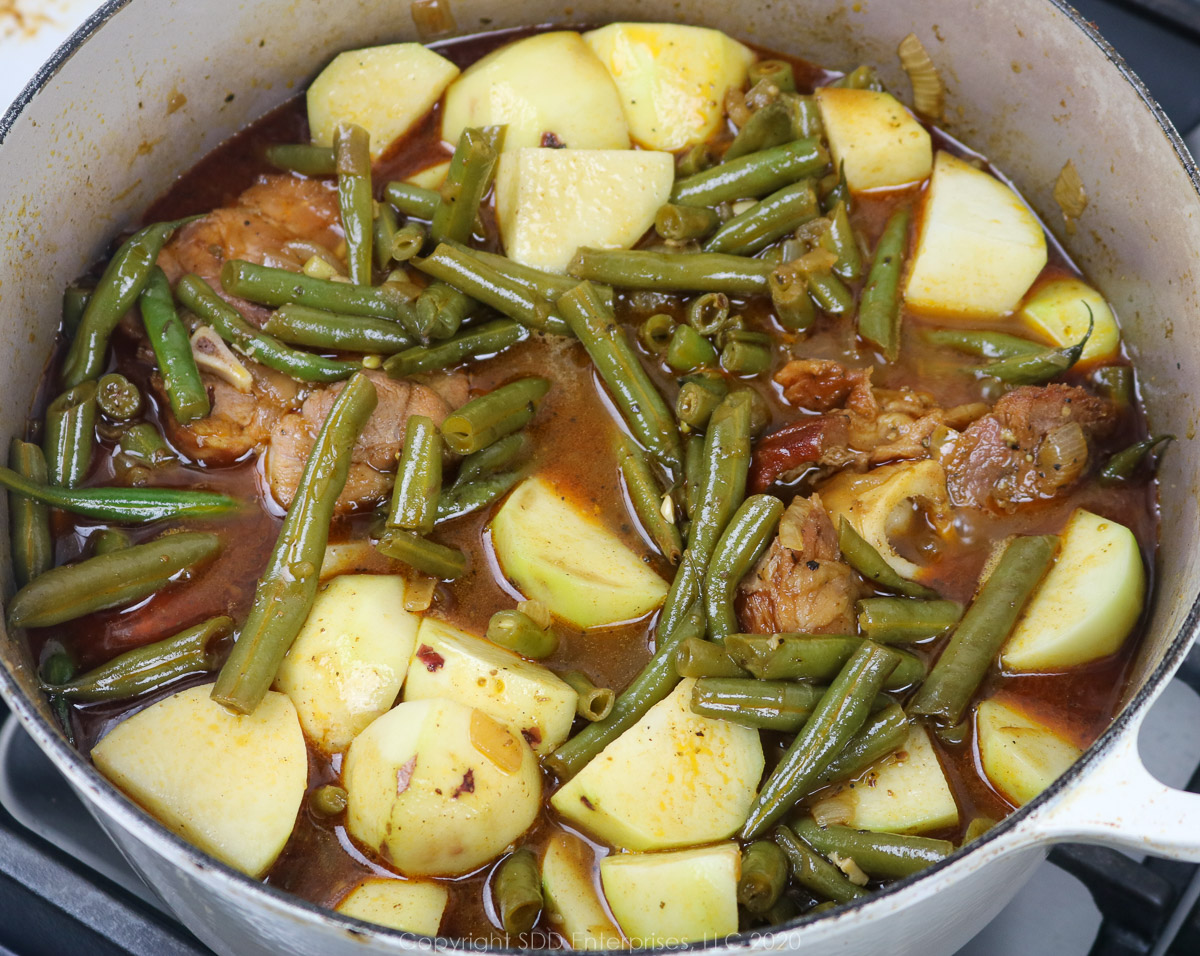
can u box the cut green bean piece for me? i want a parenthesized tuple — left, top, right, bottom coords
(749, 59, 796, 91)
(838, 518, 938, 599)
(725, 101, 796, 162)
(792, 818, 952, 880)
(923, 328, 1045, 360)
(976, 314, 1092, 385)
(775, 826, 869, 904)
(690, 678, 823, 731)
(562, 671, 615, 721)
(373, 202, 400, 271)
(808, 271, 854, 315)
(769, 268, 816, 332)
(334, 123, 373, 284)
(90, 528, 132, 556)
(139, 266, 209, 423)
(814, 703, 910, 790)
(1099, 434, 1174, 483)
(739, 840, 790, 914)
(721, 335, 773, 377)
(457, 433, 529, 484)
(493, 848, 543, 935)
(435, 470, 522, 523)
(486, 609, 558, 659)
(391, 221, 427, 262)
(832, 65, 884, 90)
(821, 200, 863, 281)
(676, 377, 728, 430)
(266, 143, 336, 176)
(725, 633, 924, 691)
(415, 281, 477, 341)
(376, 528, 467, 579)
(856, 207, 910, 359)
(384, 318, 525, 378)
(639, 312, 676, 352)
(311, 784, 348, 816)
(213, 373, 377, 714)
(1092, 365, 1134, 410)
(62, 286, 91, 336)
(44, 382, 98, 489)
(666, 324, 718, 373)
(383, 180, 441, 219)
(569, 249, 774, 295)
(616, 432, 683, 564)
(96, 373, 142, 421)
(705, 494, 783, 638)
(685, 292, 735, 337)
(683, 433, 704, 520)
(676, 142, 716, 177)
(655, 202, 720, 241)
(672, 139, 828, 207)
(264, 304, 413, 353)
(705, 180, 820, 256)
(910, 534, 1058, 725)
(120, 423, 173, 467)
(857, 598, 964, 643)
(387, 414, 442, 534)
(447, 241, 614, 307)
(440, 377, 549, 456)
(432, 126, 503, 245)
(8, 440, 51, 588)
(7, 532, 221, 629)
(675, 638, 749, 679)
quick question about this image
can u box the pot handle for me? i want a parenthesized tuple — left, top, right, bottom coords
(1017, 709, 1200, 860)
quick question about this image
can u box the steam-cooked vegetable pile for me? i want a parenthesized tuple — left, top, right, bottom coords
(9, 20, 1162, 948)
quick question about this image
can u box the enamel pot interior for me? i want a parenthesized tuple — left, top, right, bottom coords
(0, 0, 1198, 953)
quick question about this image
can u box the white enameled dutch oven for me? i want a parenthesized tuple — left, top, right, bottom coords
(1, 1, 1200, 954)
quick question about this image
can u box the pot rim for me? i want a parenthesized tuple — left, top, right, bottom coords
(1, 0, 1197, 952)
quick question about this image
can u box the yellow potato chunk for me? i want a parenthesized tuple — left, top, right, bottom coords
(343, 698, 540, 876)
(335, 878, 449, 936)
(584, 23, 754, 151)
(441, 32, 629, 151)
(490, 476, 668, 629)
(92, 685, 306, 878)
(542, 832, 626, 950)
(600, 844, 740, 946)
(905, 151, 1048, 318)
(1020, 277, 1120, 363)
(275, 574, 419, 753)
(402, 617, 577, 755)
(308, 43, 460, 159)
(405, 160, 451, 190)
(1002, 509, 1144, 672)
(551, 680, 763, 850)
(494, 148, 674, 273)
(814, 88, 932, 191)
(977, 699, 1082, 806)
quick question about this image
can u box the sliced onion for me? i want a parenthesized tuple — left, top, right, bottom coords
(411, 0, 456, 40)
(898, 33, 945, 121)
(778, 499, 809, 551)
(1053, 159, 1088, 234)
(518, 599, 552, 630)
(724, 87, 752, 128)
(831, 852, 870, 886)
(404, 574, 438, 612)
(1037, 421, 1089, 490)
(812, 790, 855, 826)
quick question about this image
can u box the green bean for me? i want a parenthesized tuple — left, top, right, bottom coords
(391, 221, 427, 262)
(264, 304, 413, 353)
(139, 266, 210, 423)
(675, 638, 750, 679)
(705, 494, 784, 639)
(40, 647, 76, 745)
(440, 377, 549, 456)
(742, 640, 900, 838)
(43, 382, 97, 488)
(120, 423, 172, 467)
(431, 126, 503, 245)
(857, 208, 910, 360)
(676, 142, 716, 177)
(7, 531, 221, 629)
(832, 65, 883, 91)
(8, 440, 51, 588)
(814, 702, 910, 790)
(725, 634, 925, 691)
(782, 93, 822, 138)
(486, 609, 558, 659)
(690, 678, 823, 731)
(562, 671, 615, 721)
(769, 268, 816, 332)
(749, 59, 796, 92)
(639, 313, 676, 352)
(90, 528, 132, 556)
(671, 139, 829, 207)
(807, 272, 854, 315)
(375, 528, 467, 579)
(721, 333, 773, 377)
(311, 784, 349, 816)
(923, 328, 1045, 360)
(704, 181, 819, 256)
(910, 534, 1058, 725)
(178, 275, 359, 383)
(415, 282, 477, 341)
(334, 123, 373, 284)
(975, 313, 1092, 385)
(96, 373, 142, 421)
(457, 433, 529, 484)
(666, 324, 718, 373)
(684, 292, 734, 337)
(676, 377, 728, 430)
(384, 318, 525, 378)
(759, 897, 801, 926)
(838, 518, 938, 599)
(62, 286, 91, 336)
(857, 598, 964, 643)
(383, 181, 441, 220)
(61, 218, 194, 388)
(725, 101, 797, 162)
(387, 415, 442, 534)
(775, 826, 869, 904)
(1099, 434, 1174, 483)
(732, 386, 772, 435)
(558, 282, 683, 471)
(821, 161, 849, 214)
(414, 244, 571, 336)
(1092, 365, 1134, 410)
(655, 203, 720, 241)
(493, 848, 543, 935)
(372, 202, 400, 271)
(792, 819, 952, 880)
(683, 433, 704, 520)
(48, 616, 233, 702)
(820, 200, 863, 281)
(568, 249, 774, 295)
(739, 840, 790, 914)
(435, 470, 522, 523)
(544, 604, 705, 779)
(212, 373, 377, 714)
(447, 242, 614, 308)
(266, 143, 336, 176)
(616, 432, 683, 564)
(220, 259, 418, 327)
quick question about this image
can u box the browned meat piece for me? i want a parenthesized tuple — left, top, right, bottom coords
(738, 494, 861, 634)
(775, 359, 873, 413)
(157, 175, 342, 325)
(939, 384, 1115, 511)
(265, 369, 465, 513)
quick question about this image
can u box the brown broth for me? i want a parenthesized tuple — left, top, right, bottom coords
(22, 26, 1160, 946)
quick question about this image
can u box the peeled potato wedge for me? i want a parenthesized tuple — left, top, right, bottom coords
(442, 32, 630, 151)
(542, 832, 626, 950)
(92, 684, 306, 878)
(275, 574, 419, 753)
(335, 878, 449, 936)
(402, 616, 577, 755)
(343, 698, 540, 876)
(977, 698, 1082, 806)
(815, 88, 932, 191)
(1002, 509, 1144, 671)
(584, 23, 754, 151)
(308, 43, 460, 159)
(1019, 277, 1120, 363)
(599, 843, 740, 946)
(905, 151, 1048, 318)
(489, 476, 668, 629)
(405, 160, 451, 190)
(494, 148, 674, 273)
(551, 680, 763, 851)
